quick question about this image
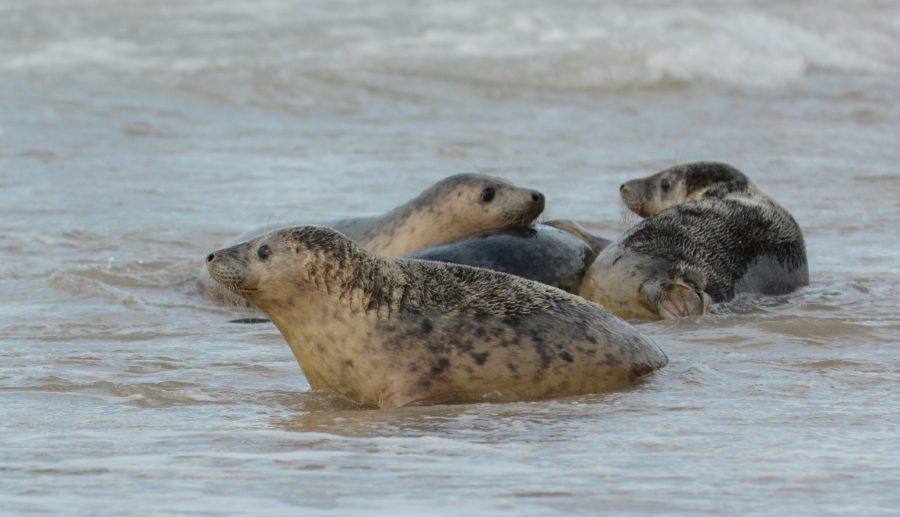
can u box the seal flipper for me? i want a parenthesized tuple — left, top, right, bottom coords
(228, 318, 271, 324)
(656, 281, 712, 319)
(640, 263, 712, 319)
(544, 220, 612, 254)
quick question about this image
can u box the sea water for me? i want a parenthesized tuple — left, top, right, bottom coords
(1, 1, 899, 514)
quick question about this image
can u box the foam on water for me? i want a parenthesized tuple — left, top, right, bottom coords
(1, 2, 897, 91)
(4, 37, 140, 71)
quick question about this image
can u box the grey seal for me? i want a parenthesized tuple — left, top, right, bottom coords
(206, 225, 668, 408)
(580, 162, 808, 320)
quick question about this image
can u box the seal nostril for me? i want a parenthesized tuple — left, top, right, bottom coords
(620, 184, 625, 191)
(532, 192, 544, 203)
(206, 253, 215, 263)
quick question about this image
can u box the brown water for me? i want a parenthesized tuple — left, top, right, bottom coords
(1, 1, 899, 514)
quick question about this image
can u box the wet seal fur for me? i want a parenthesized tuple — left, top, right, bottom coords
(405, 223, 609, 294)
(206, 225, 668, 408)
(201, 173, 545, 306)
(580, 162, 808, 320)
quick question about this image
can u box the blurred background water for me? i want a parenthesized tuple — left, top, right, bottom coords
(1, 0, 899, 514)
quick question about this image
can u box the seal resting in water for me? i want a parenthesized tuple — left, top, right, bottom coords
(405, 223, 610, 294)
(206, 225, 668, 408)
(580, 161, 809, 320)
(202, 173, 545, 306)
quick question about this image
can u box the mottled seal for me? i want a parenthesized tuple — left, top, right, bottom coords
(206, 225, 668, 408)
(202, 173, 545, 306)
(580, 162, 808, 320)
(405, 222, 610, 294)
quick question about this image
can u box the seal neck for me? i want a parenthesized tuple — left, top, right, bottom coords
(367, 198, 451, 256)
(297, 241, 414, 316)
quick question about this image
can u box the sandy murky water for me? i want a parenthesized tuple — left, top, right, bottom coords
(1, 1, 899, 514)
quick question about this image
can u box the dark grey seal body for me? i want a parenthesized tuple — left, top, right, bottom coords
(405, 223, 610, 294)
(206, 225, 667, 408)
(201, 173, 545, 306)
(581, 162, 808, 320)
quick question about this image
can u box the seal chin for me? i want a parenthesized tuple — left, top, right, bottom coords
(223, 283, 259, 295)
(504, 209, 539, 227)
(207, 268, 251, 294)
(618, 185, 637, 207)
(620, 194, 645, 218)
(505, 195, 545, 226)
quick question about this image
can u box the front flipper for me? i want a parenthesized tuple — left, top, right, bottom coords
(640, 263, 712, 320)
(656, 281, 712, 319)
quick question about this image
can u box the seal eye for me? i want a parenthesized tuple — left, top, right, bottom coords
(481, 187, 496, 203)
(257, 245, 271, 261)
(660, 179, 671, 192)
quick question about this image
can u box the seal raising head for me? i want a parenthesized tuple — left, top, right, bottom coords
(207, 225, 667, 408)
(333, 173, 546, 256)
(581, 162, 808, 320)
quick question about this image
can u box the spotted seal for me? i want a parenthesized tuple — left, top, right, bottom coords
(202, 173, 545, 306)
(206, 225, 667, 408)
(580, 162, 808, 320)
(405, 222, 610, 294)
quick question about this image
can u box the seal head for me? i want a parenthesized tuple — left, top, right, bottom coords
(419, 173, 546, 231)
(620, 161, 749, 218)
(338, 173, 546, 256)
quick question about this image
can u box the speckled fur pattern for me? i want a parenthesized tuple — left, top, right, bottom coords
(404, 224, 600, 294)
(581, 162, 809, 320)
(200, 173, 544, 308)
(206, 225, 668, 408)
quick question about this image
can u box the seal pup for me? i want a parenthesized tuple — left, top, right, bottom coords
(580, 162, 808, 320)
(202, 173, 545, 306)
(206, 225, 667, 408)
(405, 223, 610, 294)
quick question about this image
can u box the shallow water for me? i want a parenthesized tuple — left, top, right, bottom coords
(1, 0, 899, 514)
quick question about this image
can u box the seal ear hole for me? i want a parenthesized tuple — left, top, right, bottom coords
(257, 245, 271, 261)
(481, 187, 496, 203)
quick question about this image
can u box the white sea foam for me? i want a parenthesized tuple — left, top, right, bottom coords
(388, 7, 897, 89)
(638, 10, 891, 87)
(1, 4, 895, 90)
(3, 37, 141, 71)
